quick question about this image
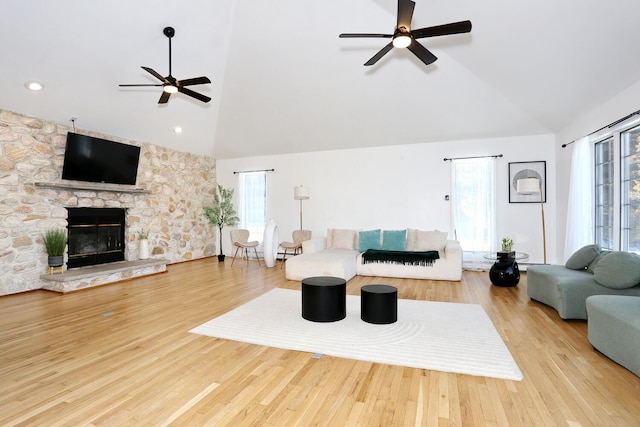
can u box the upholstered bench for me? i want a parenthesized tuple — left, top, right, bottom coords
(586, 295, 640, 377)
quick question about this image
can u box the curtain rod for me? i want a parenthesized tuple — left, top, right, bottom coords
(562, 108, 640, 148)
(443, 154, 503, 161)
(233, 168, 275, 174)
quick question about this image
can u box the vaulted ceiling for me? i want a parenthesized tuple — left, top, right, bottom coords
(3, 0, 640, 159)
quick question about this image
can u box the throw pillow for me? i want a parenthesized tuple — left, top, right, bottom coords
(593, 251, 640, 289)
(586, 251, 610, 274)
(382, 229, 407, 251)
(406, 228, 448, 252)
(565, 244, 601, 270)
(327, 228, 357, 250)
(359, 229, 381, 252)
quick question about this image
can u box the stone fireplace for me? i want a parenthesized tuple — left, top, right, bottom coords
(0, 109, 218, 296)
(66, 207, 126, 269)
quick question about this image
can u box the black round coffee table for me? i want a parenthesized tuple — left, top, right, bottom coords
(361, 284, 398, 324)
(301, 276, 346, 322)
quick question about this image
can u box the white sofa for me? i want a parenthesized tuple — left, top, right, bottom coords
(285, 228, 462, 282)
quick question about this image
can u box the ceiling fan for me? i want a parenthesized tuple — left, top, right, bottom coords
(339, 0, 471, 67)
(119, 26, 211, 104)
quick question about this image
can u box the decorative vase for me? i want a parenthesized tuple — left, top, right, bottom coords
(139, 239, 149, 260)
(218, 254, 226, 262)
(263, 218, 279, 268)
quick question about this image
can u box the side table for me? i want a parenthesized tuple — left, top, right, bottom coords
(301, 276, 346, 322)
(361, 284, 398, 324)
(484, 252, 529, 287)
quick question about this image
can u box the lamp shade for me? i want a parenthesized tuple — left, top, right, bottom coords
(516, 178, 540, 195)
(294, 185, 309, 200)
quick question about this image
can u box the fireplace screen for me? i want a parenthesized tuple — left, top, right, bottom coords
(67, 208, 126, 268)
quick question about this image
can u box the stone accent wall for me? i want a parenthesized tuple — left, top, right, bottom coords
(0, 109, 217, 295)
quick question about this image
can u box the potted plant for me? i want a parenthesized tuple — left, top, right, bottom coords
(138, 230, 149, 260)
(501, 237, 514, 253)
(203, 184, 239, 261)
(42, 229, 67, 267)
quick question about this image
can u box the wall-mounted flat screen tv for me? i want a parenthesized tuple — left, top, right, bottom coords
(61, 132, 141, 185)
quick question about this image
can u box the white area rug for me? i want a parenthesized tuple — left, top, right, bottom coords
(190, 288, 523, 380)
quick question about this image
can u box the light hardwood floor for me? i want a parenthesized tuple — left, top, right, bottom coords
(1, 258, 639, 426)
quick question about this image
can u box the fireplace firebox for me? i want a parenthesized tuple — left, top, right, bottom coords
(66, 208, 126, 269)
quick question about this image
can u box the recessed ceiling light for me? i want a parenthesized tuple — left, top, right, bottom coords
(25, 81, 44, 91)
(173, 127, 183, 134)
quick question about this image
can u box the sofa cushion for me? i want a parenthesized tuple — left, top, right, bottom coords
(327, 228, 357, 250)
(358, 229, 381, 252)
(407, 229, 448, 253)
(594, 251, 640, 289)
(565, 244, 601, 270)
(382, 230, 406, 251)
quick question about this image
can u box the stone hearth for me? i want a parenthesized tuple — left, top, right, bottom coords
(40, 259, 169, 293)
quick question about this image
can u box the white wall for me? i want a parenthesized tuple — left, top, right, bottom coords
(555, 80, 640, 259)
(217, 134, 557, 264)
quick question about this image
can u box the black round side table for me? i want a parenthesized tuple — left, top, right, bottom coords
(301, 276, 346, 322)
(361, 284, 398, 324)
(484, 252, 529, 287)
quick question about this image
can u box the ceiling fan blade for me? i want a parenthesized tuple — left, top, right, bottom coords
(364, 42, 394, 66)
(339, 33, 393, 38)
(142, 66, 167, 83)
(407, 41, 438, 66)
(178, 86, 211, 103)
(158, 91, 171, 104)
(412, 20, 472, 39)
(119, 84, 163, 87)
(397, 0, 416, 30)
(338, 33, 393, 39)
(178, 76, 211, 86)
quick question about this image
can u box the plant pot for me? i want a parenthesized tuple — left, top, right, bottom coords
(139, 239, 149, 260)
(218, 254, 226, 262)
(48, 255, 64, 267)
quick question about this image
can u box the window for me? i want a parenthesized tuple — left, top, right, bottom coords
(622, 126, 640, 252)
(593, 124, 640, 252)
(451, 157, 496, 269)
(594, 137, 614, 249)
(238, 171, 267, 243)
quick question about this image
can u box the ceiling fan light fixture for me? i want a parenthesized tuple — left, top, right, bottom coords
(163, 85, 178, 94)
(392, 34, 412, 48)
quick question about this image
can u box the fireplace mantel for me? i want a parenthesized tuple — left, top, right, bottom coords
(34, 181, 151, 194)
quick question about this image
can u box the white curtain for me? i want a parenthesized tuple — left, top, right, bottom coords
(451, 158, 497, 270)
(238, 171, 267, 243)
(564, 136, 593, 261)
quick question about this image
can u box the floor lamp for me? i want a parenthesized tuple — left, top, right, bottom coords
(294, 185, 309, 230)
(517, 177, 546, 264)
